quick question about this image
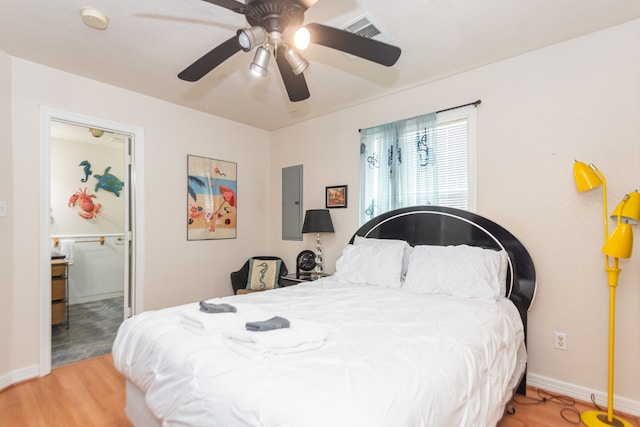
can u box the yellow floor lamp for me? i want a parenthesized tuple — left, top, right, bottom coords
(573, 161, 640, 427)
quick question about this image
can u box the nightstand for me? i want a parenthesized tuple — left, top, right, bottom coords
(279, 272, 330, 287)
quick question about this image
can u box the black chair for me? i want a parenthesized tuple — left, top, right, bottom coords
(230, 256, 288, 295)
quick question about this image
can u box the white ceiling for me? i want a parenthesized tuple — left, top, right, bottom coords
(2, 0, 640, 131)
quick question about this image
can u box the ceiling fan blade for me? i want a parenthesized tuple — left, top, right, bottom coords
(199, 0, 251, 15)
(276, 48, 310, 102)
(306, 23, 401, 66)
(178, 35, 242, 82)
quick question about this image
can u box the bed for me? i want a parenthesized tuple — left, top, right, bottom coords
(113, 205, 536, 427)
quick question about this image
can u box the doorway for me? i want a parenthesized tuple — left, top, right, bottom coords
(50, 121, 127, 367)
(39, 108, 145, 376)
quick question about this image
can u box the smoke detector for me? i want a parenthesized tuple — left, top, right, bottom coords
(80, 7, 109, 30)
(88, 128, 104, 138)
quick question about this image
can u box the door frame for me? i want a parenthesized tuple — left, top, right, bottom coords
(39, 107, 146, 376)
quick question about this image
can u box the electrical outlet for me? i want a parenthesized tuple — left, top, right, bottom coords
(554, 332, 567, 350)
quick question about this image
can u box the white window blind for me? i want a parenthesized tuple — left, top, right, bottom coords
(432, 117, 468, 207)
(359, 105, 476, 224)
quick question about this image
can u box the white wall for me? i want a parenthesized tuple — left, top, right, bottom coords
(0, 51, 14, 385)
(51, 137, 125, 234)
(270, 20, 640, 411)
(5, 57, 271, 378)
(65, 240, 125, 304)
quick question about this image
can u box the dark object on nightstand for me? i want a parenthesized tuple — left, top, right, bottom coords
(296, 250, 316, 278)
(230, 256, 288, 295)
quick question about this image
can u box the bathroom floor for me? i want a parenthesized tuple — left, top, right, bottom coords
(51, 297, 124, 368)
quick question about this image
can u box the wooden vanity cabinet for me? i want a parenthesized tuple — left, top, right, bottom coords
(51, 260, 68, 327)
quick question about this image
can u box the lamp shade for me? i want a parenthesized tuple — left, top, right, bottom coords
(602, 222, 634, 259)
(610, 191, 640, 225)
(250, 46, 270, 77)
(302, 209, 334, 233)
(573, 161, 603, 192)
(284, 47, 309, 75)
(237, 26, 266, 52)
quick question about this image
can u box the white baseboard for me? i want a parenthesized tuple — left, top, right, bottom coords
(69, 291, 124, 305)
(0, 370, 10, 391)
(0, 364, 40, 391)
(528, 373, 640, 417)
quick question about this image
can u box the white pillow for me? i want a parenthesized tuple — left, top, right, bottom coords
(403, 245, 508, 303)
(497, 250, 509, 297)
(334, 243, 405, 288)
(353, 236, 412, 279)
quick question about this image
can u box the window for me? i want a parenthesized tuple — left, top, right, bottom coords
(359, 106, 477, 224)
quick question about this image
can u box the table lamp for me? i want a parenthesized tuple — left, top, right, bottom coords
(301, 209, 334, 273)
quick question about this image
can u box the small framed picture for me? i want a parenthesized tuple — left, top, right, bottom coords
(326, 185, 348, 208)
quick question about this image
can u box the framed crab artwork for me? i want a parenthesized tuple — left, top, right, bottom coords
(187, 155, 237, 240)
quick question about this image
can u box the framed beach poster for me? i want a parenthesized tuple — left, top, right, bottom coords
(187, 155, 237, 240)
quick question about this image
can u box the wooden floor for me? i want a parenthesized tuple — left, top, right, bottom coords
(0, 355, 132, 427)
(1, 354, 638, 426)
(498, 388, 639, 427)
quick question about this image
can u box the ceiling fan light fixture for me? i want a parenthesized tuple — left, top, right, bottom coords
(178, 1, 402, 102)
(284, 48, 309, 75)
(238, 26, 267, 52)
(250, 46, 271, 77)
(294, 27, 310, 50)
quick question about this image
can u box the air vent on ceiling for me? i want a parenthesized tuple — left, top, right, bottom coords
(339, 13, 391, 60)
(345, 17, 381, 39)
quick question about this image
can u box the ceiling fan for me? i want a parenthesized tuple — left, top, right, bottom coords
(178, 0, 402, 102)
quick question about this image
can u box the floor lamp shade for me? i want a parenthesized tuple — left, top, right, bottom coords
(610, 191, 640, 224)
(573, 161, 603, 192)
(602, 222, 633, 258)
(603, 192, 640, 259)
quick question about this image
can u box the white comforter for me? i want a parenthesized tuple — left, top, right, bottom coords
(113, 277, 526, 427)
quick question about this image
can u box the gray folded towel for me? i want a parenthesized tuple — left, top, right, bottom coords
(245, 316, 290, 332)
(199, 301, 237, 313)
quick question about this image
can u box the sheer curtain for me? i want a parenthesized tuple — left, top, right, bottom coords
(359, 112, 437, 224)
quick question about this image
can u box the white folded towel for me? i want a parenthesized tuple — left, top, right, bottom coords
(180, 302, 271, 335)
(223, 318, 329, 360)
(58, 239, 75, 265)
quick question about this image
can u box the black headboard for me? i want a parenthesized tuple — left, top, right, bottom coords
(351, 206, 536, 395)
